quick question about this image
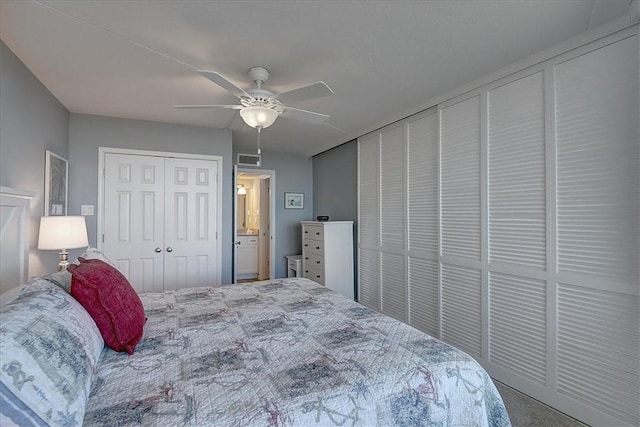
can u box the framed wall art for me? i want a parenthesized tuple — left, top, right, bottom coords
(284, 192, 304, 209)
(44, 150, 68, 216)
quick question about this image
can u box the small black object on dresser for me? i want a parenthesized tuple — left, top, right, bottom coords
(316, 215, 329, 221)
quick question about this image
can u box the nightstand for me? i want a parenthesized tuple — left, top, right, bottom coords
(286, 255, 302, 278)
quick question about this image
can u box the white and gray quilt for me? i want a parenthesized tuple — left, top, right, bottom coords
(84, 278, 510, 426)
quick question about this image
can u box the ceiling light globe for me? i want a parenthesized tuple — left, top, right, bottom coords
(240, 106, 279, 128)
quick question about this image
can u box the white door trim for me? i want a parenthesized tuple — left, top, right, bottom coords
(234, 167, 276, 282)
(97, 146, 223, 286)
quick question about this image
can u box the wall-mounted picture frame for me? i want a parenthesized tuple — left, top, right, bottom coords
(284, 192, 304, 209)
(44, 150, 68, 216)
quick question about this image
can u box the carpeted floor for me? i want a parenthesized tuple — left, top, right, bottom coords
(495, 381, 588, 427)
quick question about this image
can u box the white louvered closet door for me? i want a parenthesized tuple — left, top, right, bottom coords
(357, 28, 638, 427)
(358, 134, 380, 309)
(379, 125, 407, 321)
(487, 72, 547, 385)
(407, 113, 439, 337)
(439, 96, 482, 358)
(554, 36, 639, 425)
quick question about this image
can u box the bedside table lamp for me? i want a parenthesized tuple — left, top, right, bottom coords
(38, 216, 89, 271)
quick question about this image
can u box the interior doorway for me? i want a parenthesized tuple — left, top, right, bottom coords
(233, 168, 275, 283)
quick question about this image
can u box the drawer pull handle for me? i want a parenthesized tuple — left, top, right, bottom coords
(315, 232, 320, 235)
(316, 261, 320, 264)
(305, 257, 309, 260)
(316, 246, 320, 250)
(304, 244, 308, 247)
(305, 270, 309, 273)
(304, 231, 308, 234)
(316, 275, 321, 278)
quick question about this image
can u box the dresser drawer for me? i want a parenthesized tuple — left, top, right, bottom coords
(303, 251, 324, 271)
(302, 237, 324, 255)
(303, 265, 324, 285)
(302, 224, 324, 241)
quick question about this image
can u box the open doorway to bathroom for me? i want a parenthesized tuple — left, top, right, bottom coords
(234, 168, 275, 283)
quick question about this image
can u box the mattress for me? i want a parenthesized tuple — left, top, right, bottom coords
(84, 277, 510, 426)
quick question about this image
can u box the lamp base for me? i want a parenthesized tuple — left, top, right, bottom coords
(58, 249, 70, 271)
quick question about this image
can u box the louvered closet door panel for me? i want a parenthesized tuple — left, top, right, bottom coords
(555, 36, 639, 426)
(381, 252, 406, 322)
(441, 263, 481, 358)
(440, 97, 481, 260)
(358, 134, 380, 248)
(380, 125, 406, 251)
(407, 113, 438, 257)
(408, 257, 439, 337)
(556, 36, 639, 283)
(359, 248, 380, 309)
(407, 113, 439, 336)
(488, 72, 546, 270)
(489, 272, 546, 385)
(557, 283, 639, 425)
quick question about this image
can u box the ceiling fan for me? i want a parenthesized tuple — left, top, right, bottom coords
(174, 66, 334, 130)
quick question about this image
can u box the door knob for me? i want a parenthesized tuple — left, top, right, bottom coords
(155, 247, 162, 253)
(166, 247, 173, 252)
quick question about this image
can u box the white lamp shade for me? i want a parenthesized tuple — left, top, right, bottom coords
(38, 216, 89, 250)
(239, 106, 279, 128)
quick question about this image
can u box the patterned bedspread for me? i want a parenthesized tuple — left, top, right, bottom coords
(84, 278, 510, 426)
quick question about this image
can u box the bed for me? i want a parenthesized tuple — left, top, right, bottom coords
(0, 187, 510, 427)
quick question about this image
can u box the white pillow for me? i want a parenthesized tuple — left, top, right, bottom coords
(0, 285, 26, 307)
(75, 246, 117, 267)
(0, 285, 27, 307)
(0, 279, 104, 426)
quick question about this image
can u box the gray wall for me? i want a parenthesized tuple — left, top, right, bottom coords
(68, 113, 234, 283)
(312, 140, 358, 296)
(312, 140, 358, 221)
(234, 149, 314, 278)
(0, 40, 70, 276)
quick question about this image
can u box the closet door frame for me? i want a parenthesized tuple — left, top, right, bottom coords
(97, 147, 223, 287)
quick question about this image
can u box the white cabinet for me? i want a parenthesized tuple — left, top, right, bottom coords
(301, 221, 354, 299)
(237, 235, 259, 280)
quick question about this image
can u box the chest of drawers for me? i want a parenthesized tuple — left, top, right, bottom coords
(301, 221, 354, 300)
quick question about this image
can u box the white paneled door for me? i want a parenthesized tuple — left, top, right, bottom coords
(103, 152, 219, 292)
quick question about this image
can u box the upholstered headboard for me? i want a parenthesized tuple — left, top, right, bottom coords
(0, 186, 35, 294)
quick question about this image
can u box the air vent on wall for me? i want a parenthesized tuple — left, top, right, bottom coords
(237, 153, 261, 167)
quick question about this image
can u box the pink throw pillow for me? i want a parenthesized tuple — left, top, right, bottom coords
(68, 258, 146, 354)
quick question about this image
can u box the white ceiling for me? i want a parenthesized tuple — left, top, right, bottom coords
(0, 1, 630, 156)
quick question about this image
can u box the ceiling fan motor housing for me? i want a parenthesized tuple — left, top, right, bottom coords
(243, 88, 284, 113)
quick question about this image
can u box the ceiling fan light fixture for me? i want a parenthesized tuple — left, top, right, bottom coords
(240, 106, 279, 128)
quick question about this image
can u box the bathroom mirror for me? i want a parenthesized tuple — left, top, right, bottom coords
(237, 193, 246, 229)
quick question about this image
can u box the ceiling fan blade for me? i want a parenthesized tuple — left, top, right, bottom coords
(173, 104, 243, 109)
(281, 106, 329, 125)
(197, 70, 251, 99)
(276, 81, 334, 105)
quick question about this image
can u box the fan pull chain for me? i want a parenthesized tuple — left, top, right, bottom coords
(256, 126, 262, 155)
